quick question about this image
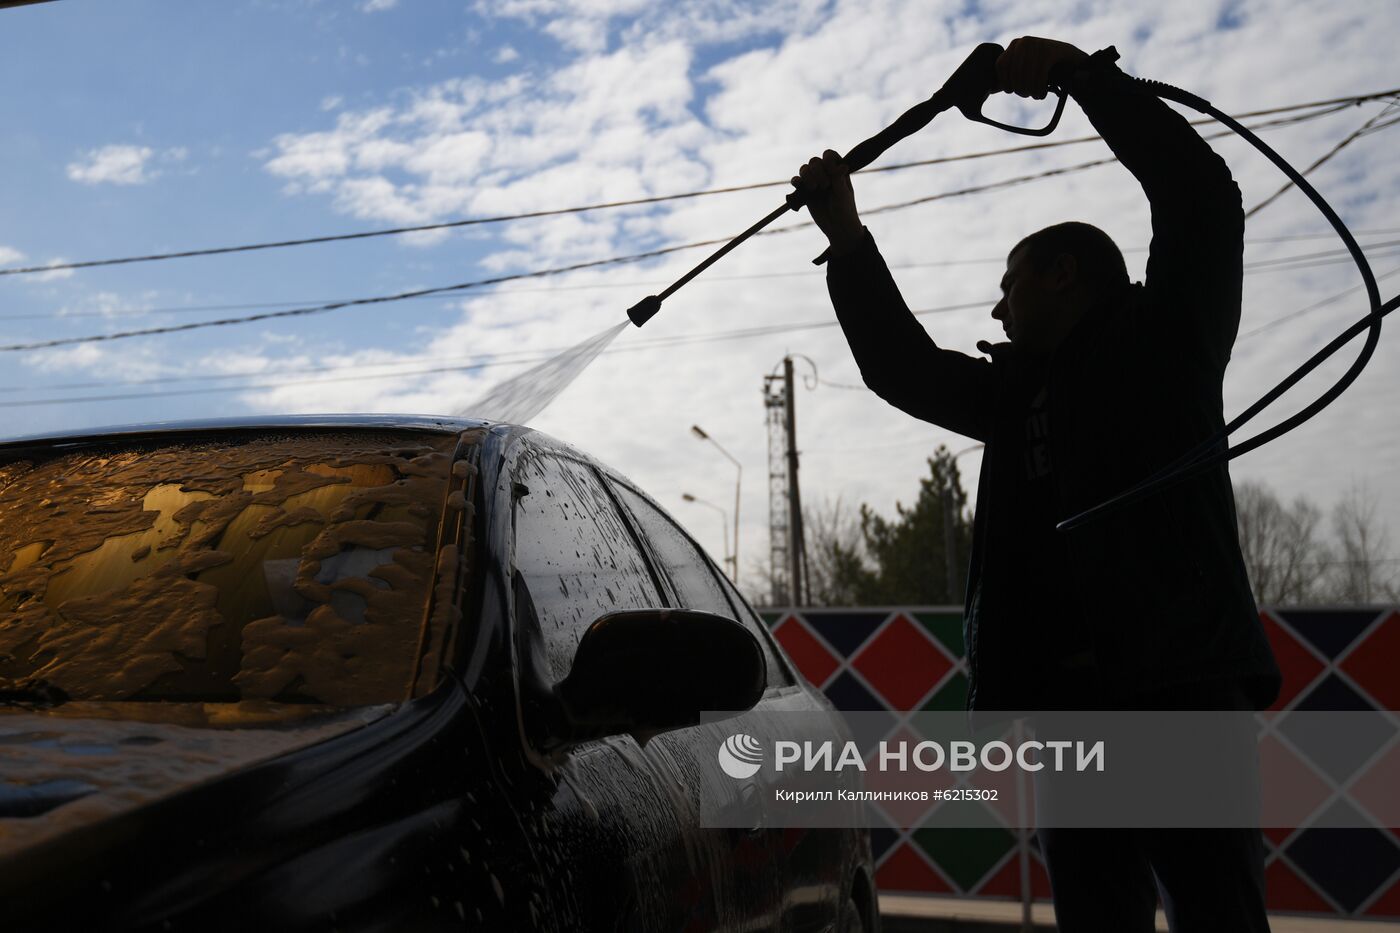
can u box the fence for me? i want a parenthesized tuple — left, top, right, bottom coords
(759, 605, 1400, 920)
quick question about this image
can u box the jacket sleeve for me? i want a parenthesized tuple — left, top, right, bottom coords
(826, 231, 996, 442)
(1071, 51, 1245, 374)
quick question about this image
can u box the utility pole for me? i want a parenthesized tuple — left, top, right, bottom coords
(942, 443, 982, 604)
(783, 357, 808, 606)
(763, 374, 791, 605)
(942, 487, 959, 603)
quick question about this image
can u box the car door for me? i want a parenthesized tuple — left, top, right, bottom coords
(507, 448, 725, 930)
(605, 477, 801, 930)
(606, 477, 861, 933)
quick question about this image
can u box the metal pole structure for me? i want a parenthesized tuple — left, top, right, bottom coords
(764, 375, 791, 605)
(1015, 717, 1032, 932)
(942, 488, 958, 603)
(783, 357, 808, 606)
(682, 493, 732, 578)
(690, 425, 742, 583)
(942, 442, 984, 603)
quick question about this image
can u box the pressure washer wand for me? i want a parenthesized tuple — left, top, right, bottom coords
(625, 42, 1069, 327)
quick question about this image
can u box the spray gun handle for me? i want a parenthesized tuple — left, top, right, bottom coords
(947, 41, 1071, 137)
(800, 43, 1075, 262)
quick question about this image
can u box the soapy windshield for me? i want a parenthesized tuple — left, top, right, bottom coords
(0, 430, 461, 706)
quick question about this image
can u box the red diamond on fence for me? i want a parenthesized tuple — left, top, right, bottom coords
(1341, 611, 1400, 711)
(773, 616, 841, 687)
(875, 842, 953, 894)
(1259, 734, 1333, 835)
(852, 613, 953, 710)
(1366, 874, 1400, 918)
(976, 850, 1053, 899)
(862, 726, 952, 828)
(1265, 859, 1332, 913)
(1261, 612, 1326, 711)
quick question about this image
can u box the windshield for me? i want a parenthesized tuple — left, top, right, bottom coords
(0, 430, 461, 706)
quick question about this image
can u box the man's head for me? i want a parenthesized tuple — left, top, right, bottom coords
(991, 221, 1129, 355)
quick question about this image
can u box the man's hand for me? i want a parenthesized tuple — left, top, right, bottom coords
(792, 149, 865, 258)
(995, 37, 1088, 100)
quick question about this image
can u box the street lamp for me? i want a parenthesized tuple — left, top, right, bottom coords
(681, 493, 734, 580)
(690, 424, 741, 584)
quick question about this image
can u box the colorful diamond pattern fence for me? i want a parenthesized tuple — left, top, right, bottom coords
(759, 606, 1400, 918)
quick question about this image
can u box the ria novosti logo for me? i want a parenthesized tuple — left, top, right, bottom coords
(718, 734, 764, 779)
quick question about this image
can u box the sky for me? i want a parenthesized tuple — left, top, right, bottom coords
(1, 0, 1398, 601)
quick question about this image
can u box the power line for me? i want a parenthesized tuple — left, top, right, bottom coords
(3, 247, 1389, 408)
(14, 229, 1400, 323)
(0, 90, 1390, 279)
(4, 103, 1390, 353)
(1245, 98, 1400, 218)
(0, 302, 991, 408)
(5, 97, 1395, 355)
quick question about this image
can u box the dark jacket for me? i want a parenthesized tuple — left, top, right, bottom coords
(827, 54, 1281, 711)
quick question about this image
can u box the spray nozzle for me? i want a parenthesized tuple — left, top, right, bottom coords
(627, 295, 662, 327)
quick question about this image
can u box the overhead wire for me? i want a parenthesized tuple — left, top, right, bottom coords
(0, 89, 1390, 280)
(1245, 98, 1400, 218)
(4, 252, 1392, 408)
(5, 98, 1396, 354)
(9, 229, 1400, 323)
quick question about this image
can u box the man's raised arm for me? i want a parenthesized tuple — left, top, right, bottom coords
(796, 151, 996, 443)
(1061, 43, 1246, 372)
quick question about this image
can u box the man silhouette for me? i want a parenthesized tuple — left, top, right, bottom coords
(795, 37, 1281, 932)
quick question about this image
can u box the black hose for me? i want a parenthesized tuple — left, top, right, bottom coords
(1056, 78, 1391, 530)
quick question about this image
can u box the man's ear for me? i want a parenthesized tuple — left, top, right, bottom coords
(1049, 252, 1078, 291)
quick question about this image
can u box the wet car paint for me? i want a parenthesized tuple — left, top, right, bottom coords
(0, 416, 876, 931)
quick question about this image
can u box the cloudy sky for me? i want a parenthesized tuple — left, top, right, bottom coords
(2, 0, 1398, 598)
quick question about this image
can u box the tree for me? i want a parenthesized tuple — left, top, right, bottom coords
(797, 496, 867, 607)
(1233, 479, 1329, 605)
(829, 446, 974, 605)
(743, 446, 973, 607)
(1325, 483, 1400, 603)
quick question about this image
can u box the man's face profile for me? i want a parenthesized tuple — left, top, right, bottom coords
(993, 244, 1053, 353)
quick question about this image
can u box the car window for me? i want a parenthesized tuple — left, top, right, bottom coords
(608, 480, 793, 688)
(0, 431, 461, 707)
(609, 483, 734, 614)
(512, 454, 662, 684)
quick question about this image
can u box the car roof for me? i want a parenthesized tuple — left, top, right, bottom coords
(0, 413, 498, 452)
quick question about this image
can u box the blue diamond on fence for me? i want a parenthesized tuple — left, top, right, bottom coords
(1274, 609, 1382, 660)
(803, 610, 890, 658)
(1285, 799, 1400, 913)
(1279, 675, 1397, 783)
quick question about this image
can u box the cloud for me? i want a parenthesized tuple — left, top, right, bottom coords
(262, 41, 708, 264)
(90, 0, 1399, 590)
(0, 245, 25, 266)
(65, 144, 189, 186)
(66, 145, 156, 185)
(493, 45, 519, 64)
(361, 0, 398, 10)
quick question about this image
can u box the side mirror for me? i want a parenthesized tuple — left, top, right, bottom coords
(554, 609, 766, 743)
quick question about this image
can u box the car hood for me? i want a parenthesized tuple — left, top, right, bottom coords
(0, 701, 393, 861)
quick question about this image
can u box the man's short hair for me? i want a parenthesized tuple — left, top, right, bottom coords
(1011, 222, 1129, 299)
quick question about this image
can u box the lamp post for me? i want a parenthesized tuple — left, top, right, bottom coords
(690, 425, 741, 583)
(681, 493, 734, 580)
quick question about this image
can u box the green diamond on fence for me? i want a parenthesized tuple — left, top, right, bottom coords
(914, 611, 965, 658)
(760, 611, 783, 629)
(921, 671, 968, 712)
(912, 807, 1016, 893)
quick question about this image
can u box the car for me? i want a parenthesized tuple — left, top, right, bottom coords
(0, 414, 877, 932)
